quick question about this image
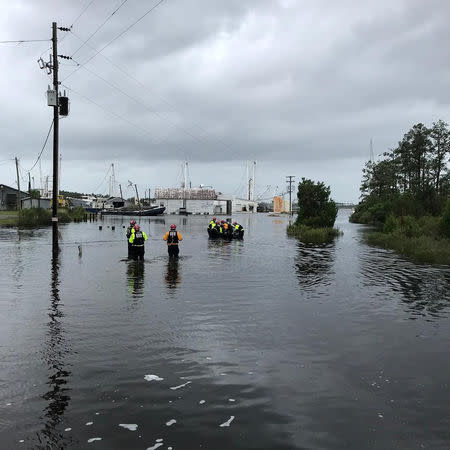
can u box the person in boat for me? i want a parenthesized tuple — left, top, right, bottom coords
(163, 224, 183, 258)
(126, 220, 136, 259)
(129, 224, 148, 261)
(208, 217, 217, 229)
(232, 221, 244, 239)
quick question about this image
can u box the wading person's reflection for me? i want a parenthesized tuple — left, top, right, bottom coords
(127, 261, 145, 297)
(165, 258, 181, 291)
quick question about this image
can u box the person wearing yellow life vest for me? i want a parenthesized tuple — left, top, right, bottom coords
(232, 221, 244, 239)
(126, 220, 136, 259)
(208, 217, 217, 229)
(128, 224, 148, 261)
(163, 224, 183, 258)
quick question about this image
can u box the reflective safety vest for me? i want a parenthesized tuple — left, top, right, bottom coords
(129, 230, 148, 245)
(126, 226, 133, 239)
(167, 230, 179, 245)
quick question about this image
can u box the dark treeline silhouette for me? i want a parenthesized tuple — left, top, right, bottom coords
(351, 120, 450, 224)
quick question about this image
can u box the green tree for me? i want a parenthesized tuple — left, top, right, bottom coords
(296, 178, 338, 228)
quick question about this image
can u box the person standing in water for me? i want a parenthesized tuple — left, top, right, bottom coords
(126, 220, 136, 259)
(163, 224, 183, 258)
(129, 224, 148, 261)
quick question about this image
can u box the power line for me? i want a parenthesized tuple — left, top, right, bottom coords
(62, 0, 167, 82)
(0, 39, 50, 44)
(27, 120, 54, 172)
(71, 0, 129, 58)
(70, 0, 97, 29)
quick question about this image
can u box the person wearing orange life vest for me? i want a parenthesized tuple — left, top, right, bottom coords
(163, 224, 183, 258)
(128, 224, 148, 261)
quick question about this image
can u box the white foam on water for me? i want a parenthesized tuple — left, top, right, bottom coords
(156, 438, 163, 442)
(119, 424, 138, 431)
(64, 428, 72, 431)
(145, 374, 164, 382)
(168, 447, 173, 450)
(95, 412, 100, 415)
(228, 399, 235, 402)
(248, 372, 253, 375)
(86, 422, 93, 426)
(6, 403, 12, 406)
(166, 419, 177, 426)
(378, 413, 384, 418)
(170, 381, 191, 390)
(206, 357, 211, 360)
(146, 443, 163, 450)
(220, 373, 227, 376)
(199, 400, 205, 404)
(220, 416, 235, 427)
(19, 440, 24, 443)
(87, 438, 102, 443)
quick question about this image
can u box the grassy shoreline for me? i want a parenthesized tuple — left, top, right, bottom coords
(366, 231, 450, 265)
(0, 207, 85, 227)
(287, 223, 341, 244)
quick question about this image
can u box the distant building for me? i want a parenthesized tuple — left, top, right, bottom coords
(273, 196, 289, 213)
(0, 184, 28, 210)
(21, 197, 51, 209)
(154, 188, 258, 214)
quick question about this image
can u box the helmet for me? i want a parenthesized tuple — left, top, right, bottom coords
(130, 220, 136, 225)
(170, 224, 176, 230)
(233, 221, 237, 225)
(134, 224, 140, 231)
(213, 217, 216, 221)
(221, 220, 225, 223)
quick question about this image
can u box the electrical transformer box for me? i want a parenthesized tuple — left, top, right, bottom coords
(47, 89, 57, 106)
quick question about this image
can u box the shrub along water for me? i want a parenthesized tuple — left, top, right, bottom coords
(350, 120, 450, 264)
(13, 207, 87, 227)
(287, 178, 341, 244)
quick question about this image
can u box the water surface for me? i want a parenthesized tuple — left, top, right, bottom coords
(1, 210, 449, 449)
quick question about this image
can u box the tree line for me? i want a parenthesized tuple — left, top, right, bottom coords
(352, 120, 450, 223)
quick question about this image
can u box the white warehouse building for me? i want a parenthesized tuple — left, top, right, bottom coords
(154, 188, 258, 215)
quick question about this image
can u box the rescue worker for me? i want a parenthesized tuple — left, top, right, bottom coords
(163, 224, 183, 258)
(233, 221, 244, 239)
(126, 220, 136, 258)
(221, 219, 232, 240)
(129, 224, 148, 261)
(208, 217, 217, 229)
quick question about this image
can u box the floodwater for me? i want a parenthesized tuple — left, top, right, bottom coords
(0, 209, 449, 449)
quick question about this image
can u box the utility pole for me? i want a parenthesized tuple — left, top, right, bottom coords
(119, 184, 123, 200)
(28, 172, 31, 194)
(134, 184, 141, 210)
(51, 22, 59, 256)
(286, 175, 295, 216)
(15, 157, 21, 211)
(38, 22, 70, 256)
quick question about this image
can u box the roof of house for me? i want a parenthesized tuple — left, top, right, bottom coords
(0, 183, 28, 195)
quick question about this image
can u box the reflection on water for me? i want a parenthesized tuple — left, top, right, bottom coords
(164, 258, 181, 292)
(35, 255, 72, 448)
(360, 250, 450, 319)
(126, 261, 145, 298)
(294, 242, 335, 290)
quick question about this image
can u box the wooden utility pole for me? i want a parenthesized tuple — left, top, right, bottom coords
(286, 175, 295, 216)
(119, 184, 123, 200)
(51, 22, 59, 256)
(134, 184, 142, 210)
(15, 157, 21, 211)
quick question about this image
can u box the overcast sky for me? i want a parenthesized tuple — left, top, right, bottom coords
(1, 0, 449, 202)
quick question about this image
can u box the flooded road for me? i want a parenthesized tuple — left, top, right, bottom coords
(1, 209, 449, 449)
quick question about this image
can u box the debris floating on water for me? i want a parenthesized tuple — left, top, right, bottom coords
(228, 398, 235, 402)
(170, 381, 191, 390)
(166, 419, 177, 426)
(220, 416, 235, 427)
(119, 424, 138, 431)
(87, 437, 102, 443)
(199, 400, 206, 404)
(64, 428, 72, 431)
(156, 438, 163, 442)
(145, 374, 164, 382)
(146, 442, 163, 450)
(86, 422, 93, 426)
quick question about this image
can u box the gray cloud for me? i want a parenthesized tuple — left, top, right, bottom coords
(1, 0, 449, 202)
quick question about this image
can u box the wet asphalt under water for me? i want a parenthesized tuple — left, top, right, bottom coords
(0, 209, 449, 449)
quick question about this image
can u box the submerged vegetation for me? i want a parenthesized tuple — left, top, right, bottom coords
(0, 207, 87, 227)
(288, 178, 341, 244)
(351, 120, 450, 264)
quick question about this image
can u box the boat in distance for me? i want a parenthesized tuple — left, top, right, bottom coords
(101, 206, 166, 216)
